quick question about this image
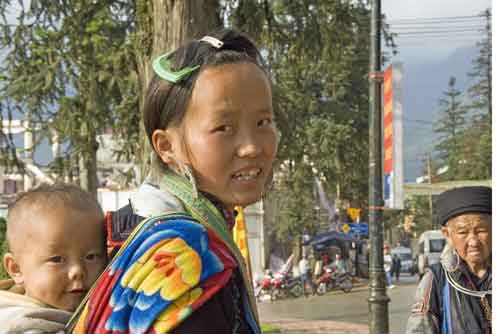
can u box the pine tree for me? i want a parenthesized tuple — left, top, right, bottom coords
(0, 0, 136, 196)
(467, 9, 491, 120)
(458, 8, 492, 180)
(433, 77, 468, 181)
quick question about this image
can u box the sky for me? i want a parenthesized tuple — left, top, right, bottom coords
(380, 0, 492, 181)
(382, 0, 491, 64)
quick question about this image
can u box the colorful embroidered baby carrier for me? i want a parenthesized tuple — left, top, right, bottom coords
(65, 173, 260, 333)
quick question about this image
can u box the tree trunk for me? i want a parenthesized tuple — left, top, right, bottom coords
(79, 127, 98, 199)
(78, 70, 101, 199)
(135, 0, 221, 180)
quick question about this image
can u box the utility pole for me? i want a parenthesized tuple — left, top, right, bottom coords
(367, 0, 390, 333)
(427, 154, 434, 229)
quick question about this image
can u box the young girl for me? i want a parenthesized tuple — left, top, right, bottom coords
(67, 29, 278, 334)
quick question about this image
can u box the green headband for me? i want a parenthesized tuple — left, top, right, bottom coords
(152, 55, 200, 84)
(152, 36, 223, 83)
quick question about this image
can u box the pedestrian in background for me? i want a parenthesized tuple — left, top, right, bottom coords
(406, 186, 492, 334)
(384, 245, 395, 289)
(299, 255, 311, 297)
(393, 254, 402, 282)
(334, 254, 347, 274)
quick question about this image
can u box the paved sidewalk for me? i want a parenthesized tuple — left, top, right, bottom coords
(265, 319, 368, 334)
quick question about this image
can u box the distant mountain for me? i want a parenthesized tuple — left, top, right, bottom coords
(401, 45, 479, 181)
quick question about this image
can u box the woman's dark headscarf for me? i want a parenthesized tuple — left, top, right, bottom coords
(436, 186, 492, 226)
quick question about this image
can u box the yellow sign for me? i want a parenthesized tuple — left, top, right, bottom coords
(341, 223, 350, 234)
(347, 208, 361, 222)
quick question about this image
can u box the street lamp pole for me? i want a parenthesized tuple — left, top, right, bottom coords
(367, 0, 390, 333)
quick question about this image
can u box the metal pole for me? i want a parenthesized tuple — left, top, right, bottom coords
(367, 0, 390, 333)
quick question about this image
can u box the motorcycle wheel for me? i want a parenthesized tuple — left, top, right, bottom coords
(316, 282, 327, 296)
(289, 282, 304, 298)
(340, 277, 353, 293)
(272, 288, 284, 300)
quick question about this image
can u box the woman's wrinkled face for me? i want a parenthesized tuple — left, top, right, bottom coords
(167, 62, 278, 208)
(443, 213, 492, 270)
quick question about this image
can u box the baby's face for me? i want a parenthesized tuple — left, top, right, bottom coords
(14, 204, 107, 311)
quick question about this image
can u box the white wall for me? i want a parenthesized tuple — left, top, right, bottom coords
(243, 201, 265, 281)
(97, 189, 134, 213)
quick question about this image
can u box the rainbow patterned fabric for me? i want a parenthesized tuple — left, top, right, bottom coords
(67, 213, 252, 333)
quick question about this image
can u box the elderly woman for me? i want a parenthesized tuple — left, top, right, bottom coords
(406, 186, 491, 334)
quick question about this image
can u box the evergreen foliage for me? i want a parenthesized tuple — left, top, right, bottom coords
(0, 0, 138, 196)
(433, 77, 468, 181)
(226, 0, 374, 244)
(432, 8, 491, 182)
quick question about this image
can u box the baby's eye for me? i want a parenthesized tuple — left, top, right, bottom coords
(85, 253, 101, 261)
(47, 256, 65, 264)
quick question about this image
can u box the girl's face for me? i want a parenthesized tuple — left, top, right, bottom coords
(168, 62, 278, 208)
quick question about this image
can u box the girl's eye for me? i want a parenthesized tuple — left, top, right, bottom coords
(213, 125, 232, 133)
(48, 256, 65, 264)
(258, 118, 273, 127)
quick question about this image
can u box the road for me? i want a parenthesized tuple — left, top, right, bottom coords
(258, 274, 419, 334)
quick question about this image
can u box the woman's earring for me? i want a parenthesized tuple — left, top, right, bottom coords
(450, 248, 460, 271)
(441, 245, 460, 272)
(166, 153, 198, 199)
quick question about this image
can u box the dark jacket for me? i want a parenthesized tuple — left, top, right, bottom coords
(406, 262, 491, 334)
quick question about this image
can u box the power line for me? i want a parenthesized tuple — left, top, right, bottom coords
(394, 28, 485, 35)
(404, 118, 434, 125)
(390, 25, 484, 30)
(386, 14, 483, 24)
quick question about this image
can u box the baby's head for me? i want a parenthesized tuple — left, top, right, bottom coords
(3, 183, 107, 311)
(145, 29, 279, 208)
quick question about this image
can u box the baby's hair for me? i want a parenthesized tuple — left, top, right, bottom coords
(143, 28, 269, 148)
(6, 183, 104, 251)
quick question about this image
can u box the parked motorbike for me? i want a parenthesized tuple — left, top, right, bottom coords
(316, 267, 353, 295)
(271, 272, 304, 300)
(255, 271, 275, 301)
(255, 270, 304, 301)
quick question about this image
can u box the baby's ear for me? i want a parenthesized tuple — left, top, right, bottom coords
(3, 253, 24, 285)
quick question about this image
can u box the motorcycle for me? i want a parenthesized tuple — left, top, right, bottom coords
(255, 271, 274, 301)
(316, 267, 353, 295)
(271, 272, 304, 300)
(255, 271, 303, 301)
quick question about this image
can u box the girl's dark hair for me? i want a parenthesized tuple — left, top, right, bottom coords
(143, 29, 268, 147)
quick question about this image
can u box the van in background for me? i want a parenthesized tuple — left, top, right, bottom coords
(416, 230, 446, 279)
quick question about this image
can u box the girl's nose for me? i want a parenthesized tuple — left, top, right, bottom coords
(237, 136, 262, 158)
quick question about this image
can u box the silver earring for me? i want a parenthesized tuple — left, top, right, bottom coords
(166, 153, 198, 199)
(450, 248, 460, 272)
(441, 245, 460, 272)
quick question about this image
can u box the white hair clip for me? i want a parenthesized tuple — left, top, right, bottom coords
(200, 36, 223, 49)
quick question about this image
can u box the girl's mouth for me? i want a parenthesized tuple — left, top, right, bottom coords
(233, 168, 262, 181)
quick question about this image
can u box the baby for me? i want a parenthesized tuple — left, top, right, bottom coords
(0, 183, 107, 333)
